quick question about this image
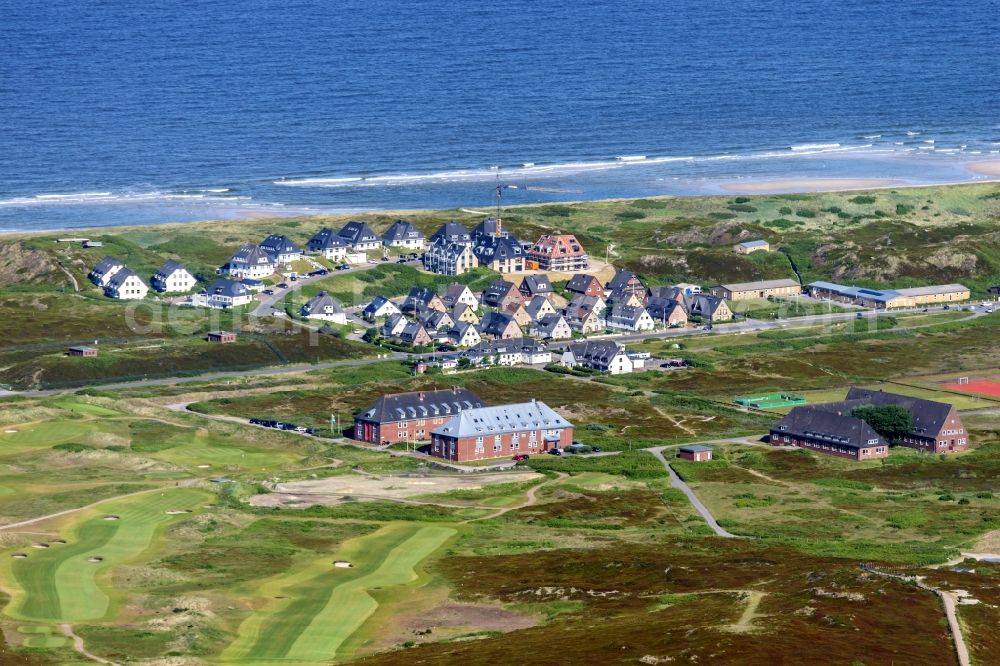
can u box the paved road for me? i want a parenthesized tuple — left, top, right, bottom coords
(649, 446, 740, 539)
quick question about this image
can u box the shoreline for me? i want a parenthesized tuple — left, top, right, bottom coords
(2, 173, 999, 240)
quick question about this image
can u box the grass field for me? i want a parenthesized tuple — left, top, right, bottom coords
(222, 522, 455, 663)
(3, 488, 210, 623)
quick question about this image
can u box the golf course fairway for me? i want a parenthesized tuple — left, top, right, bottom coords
(222, 522, 456, 664)
(2, 487, 209, 622)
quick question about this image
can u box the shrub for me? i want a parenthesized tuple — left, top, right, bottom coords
(778, 206, 793, 215)
(850, 195, 877, 204)
(733, 196, 752, 204)
(614, 210, 647, 221)
(794, 208, 816, 218)
(727, 204, 757, 213)
(895, 203, 914, 215)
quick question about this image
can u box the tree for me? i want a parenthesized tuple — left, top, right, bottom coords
(850, 405, 913, 442)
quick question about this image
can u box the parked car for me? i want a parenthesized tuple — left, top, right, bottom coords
(249, 418, 262, 425)
(293, 426, 308, 433)
(290, 276, 298, 282)
(337, 264, 351, 271)
(397, 257, 408, 263)
(315, 269, 328, 276)
(277, 282, 289, 289)
(548, 448, 562, 456)
(262, 288, 274, 295)
(409, 253, 419, 259)
(855, 312, 864, 319)
(512, 454, 530, 462)
(591, 446, 602, 453)
(943, 305, 950, 310)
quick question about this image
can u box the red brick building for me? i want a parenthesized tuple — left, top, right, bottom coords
(527, 234, 589, 272)
(565, 273, 604, 298)
(68, 346, 98, 357)
(354, 388, 484, 445)
(207, 331, 237, 343)
(844, 387, 969, 453)
(770, 406, 889, 461)
(430, 399, 573, 461)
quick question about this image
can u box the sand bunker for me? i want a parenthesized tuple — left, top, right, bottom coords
(87, 556, 103, 563)
(165, 509, 193, 515)
(11, 553, 27, 559)
(52, 539, 66, 545)
(967, 160, 1000, 177)
(4, 430, 16, 434)
(103, 515, 119, 521)
(30, 543, 49, 549)
(333, 561, 353, 568)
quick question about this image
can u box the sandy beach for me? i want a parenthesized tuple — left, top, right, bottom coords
(966, 160, 1000, 177)
(720, 178, 901, 194)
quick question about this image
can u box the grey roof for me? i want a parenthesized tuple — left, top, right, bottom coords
(307, 227, 350, 251)
(469, 337, 546, 356)
(737, 240, 769, 248)
(647, 297, 686, 321)
(482, 279, 519, 307)
(566, 273, 601, 293)
(443, 282, 474, 306)
(566, 340, 626, 364)
(230, 243, 275, 266)
(717, 278, 800, 292)
(450, 320, 477, 338)
(679, 445, 714, 453)
(259, 234, 301, 255)
(424, 236, 472, 261)
(772, 406, 883, 450)
(808, 281, 903, 303)
(399, 321, 430, 343)
(473, 234, 523, 263)
(479, 311, 520, 336)
(647, 286, 684, 301)
(895, 284, 969, 297)
(471, 217, 509, 241)
(840, 387, 955, 438)
(364, 295, 400, 316)
(520, 275, 553, 295)
(90, 256, 123, 277)
(432, 400, 570, 439)
(207, 278, 251, 298)
(357, 388, 484, 424)
(565, 294, 604, 320)
(106, 267, 138, 287)
(338, 220, 379, 243)
(382, 219, 425, 243)
(154, 259, 187, 279)
(608, 303, 649, 325)
(430, 220, 471, 244)
(606, 269, 644, 293)
(419, 309, 453, 331)
(301, 291, 344, 316)
(684, 293, 727, 317)
(524, 295, 554, 320)
(403, 287, 441, 313)
(537, 313, 568, 335)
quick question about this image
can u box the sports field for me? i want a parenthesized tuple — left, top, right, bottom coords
(943, 380, 1000, 398)
(222, 522, 455, 663)
(2, 488, 210, 623)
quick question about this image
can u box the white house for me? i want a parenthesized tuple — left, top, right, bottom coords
(151, 260, 197, 293)
(259, 234, 303, 264)
(537, 313, 573, 340)
(561, 340, 634, 374)
(605, 304, 656, 332)
(338, 221, 381, 252)
(363, 295, 402, 321)
(206, 278, 254, 309)
(449, 321, 482, 348)
(104, 269, 149, 300)
(306, 228, 351, 262)
(442, 283, 479, 310)
(227, 243, 275, 279)
(300, 291, 348, 324)
(381, 313, 408, 338)
(382, 219, 426, 250)
(88, 256, 125, 287)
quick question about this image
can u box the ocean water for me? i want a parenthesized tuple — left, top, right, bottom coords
(1, 0, 999, 231)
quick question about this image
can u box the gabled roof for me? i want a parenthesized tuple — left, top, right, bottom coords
(90, 256, 123, 276)
(608, 303, 649, 324)
(482, 279, 519, 305)
(606, 269, 644, 292)
(841, 387, 955, 438)
(537, 313, 569, 335)
(399, 321, 430, 342)
(529, 234, 587, 257)
(383, 219, 425, 243)
(450, 320, 478, 338)
(473, 234, 523, 263)
(419, 309, 453, 331)
(259, 234, 301, 255)
(230, 243, 275, 266)
(338, 220, 379, 243)
(364, 295, 400, 316)
(566, 273, 602, 293)
(647, 286, 684, 302)
(443, 282, 475, 305)
(432, 400, 570, 439)
(524, 295, 554, 320)
(358, 388, 485, 424)
(773, 406, 882, 450)
(106, 267, 141, 289)
(737, 240, 769, 248)
(154, 259, 188, 279)
(307, 227, 350, 251)
(425, 236, 472, 259)
(302, 291, 343, 315)
(520, 275, 553, 295)
(647, 297, 686, 321)
(471, 217, 508, 240)
(430, 220, 471, 244)
(479, 311, 519, 336)
(684, 293, 727, 316)
(565, 294, 604, 320)
(566, 340, 626, 364)
(207, 278, 251, 298)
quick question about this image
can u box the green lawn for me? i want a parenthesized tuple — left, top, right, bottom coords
(221, 522, 455, 663)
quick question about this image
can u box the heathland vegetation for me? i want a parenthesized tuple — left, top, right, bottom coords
(0, 183, 999, 663)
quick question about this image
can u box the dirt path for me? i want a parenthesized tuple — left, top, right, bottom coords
(59, 624, 120, 665)
(648, 447, 739, 539)
(465, 473, 566, 523)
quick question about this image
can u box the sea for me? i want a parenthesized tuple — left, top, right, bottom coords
(2, 0, 999, 232)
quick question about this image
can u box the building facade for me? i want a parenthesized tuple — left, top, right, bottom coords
(430, 399, 573, 461)
(354, 388, 485, 445)
(527, 234, 589, 271)
(711, 279, 800, 301)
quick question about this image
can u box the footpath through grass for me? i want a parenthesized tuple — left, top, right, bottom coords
(222, 522, 455, 663)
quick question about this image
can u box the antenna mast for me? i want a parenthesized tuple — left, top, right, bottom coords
(495, 169, 502, 238)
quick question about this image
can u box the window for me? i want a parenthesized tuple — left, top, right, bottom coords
(476, 436, 483, 445)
